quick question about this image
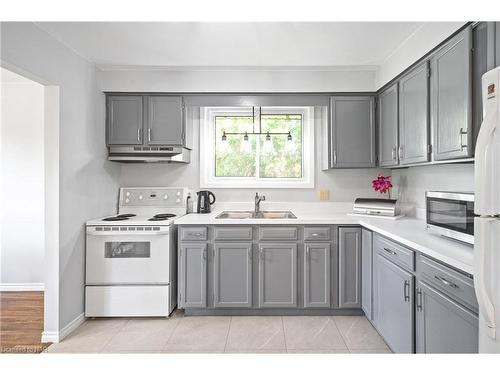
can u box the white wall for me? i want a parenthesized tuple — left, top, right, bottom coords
(1, 22, 121, 332)
(1, 75, 45, 288)
(100, 68, 377, 92)
(392, 163, 474, 210)
(120, 106, 389, 202)
(375, 22, 466, 89)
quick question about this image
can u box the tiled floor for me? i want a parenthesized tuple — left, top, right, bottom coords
(46, 310, 391, 354)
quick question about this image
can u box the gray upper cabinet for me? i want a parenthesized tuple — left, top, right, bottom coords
(106, 95, 143, 146)
(258, 243, 297, 308)
(431, 28, 473, 160)
(398, 62, 430, 165)
(146, 96, 184, 146)
(361, 229, 373, 320)
(377, 84, 399, 167)
(373, 253, 414, 353)
(338, 227, 362, 309)
(495, 22, 500, 67)
(213, 243, 252, 308)
(179, 243, 207, 308)
(304, 243, 331, 308)
(416, 281, 478, 353)
(329, 96, 376, 168)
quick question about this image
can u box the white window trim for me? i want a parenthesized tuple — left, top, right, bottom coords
(199, 106, 315, 189)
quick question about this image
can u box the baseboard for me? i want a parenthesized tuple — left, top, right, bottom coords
(41, 312, 86, 343)
(0, 283, 44, 292)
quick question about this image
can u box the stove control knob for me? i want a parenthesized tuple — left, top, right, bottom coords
(126, 191, 131, 197)
(176, 198, 181, 203)
(176, 191, 181, 196)
(125, 198, 130, 203)
(163, 194, 169, 200)
(138, 195, 143, 200)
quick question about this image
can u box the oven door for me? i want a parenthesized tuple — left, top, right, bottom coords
(86, 226, 170, 285)
(426, 193, 474, 243)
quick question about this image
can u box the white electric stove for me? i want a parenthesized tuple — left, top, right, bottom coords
(85, 187, 189, 318)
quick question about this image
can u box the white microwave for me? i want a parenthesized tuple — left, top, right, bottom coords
(425, 191, 475, 245)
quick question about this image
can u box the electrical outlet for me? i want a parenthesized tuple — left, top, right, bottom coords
(319, 190, 330, 201)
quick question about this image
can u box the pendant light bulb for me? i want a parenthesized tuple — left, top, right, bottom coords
(219, 131, 229, 153)
(285, 132, 295, 153)
(263, 132, 274, 154)
(240, 132, 251, 153)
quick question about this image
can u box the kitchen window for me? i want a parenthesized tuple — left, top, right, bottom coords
(199, 106, 315, 188)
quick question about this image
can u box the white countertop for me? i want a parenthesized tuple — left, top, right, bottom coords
(174, 202, 474, 275)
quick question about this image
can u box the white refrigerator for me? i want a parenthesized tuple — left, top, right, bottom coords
(474, 66, 500, 353)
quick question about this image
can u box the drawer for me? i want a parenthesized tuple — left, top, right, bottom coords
(417, 254, 478, 311)
(374, 234, 415, 271)
(214, 226, 253, 241)
(180, 226, 208, 241)
(259, 226, 298, 241)
(304, 226, 331, 241)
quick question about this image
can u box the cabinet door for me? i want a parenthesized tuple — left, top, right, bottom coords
(432, 28, 472, 160)
(496, 22, 500, 67)
(398, 62, 430, 165)
(304, 243, 331, 308)
(361, 229, 373, 320)
(146, 96, 184, 146)
(378, 84, 399, 167)
(373, 253, 414, 353)
(416, 281, 478, 353)
(258, 243, 297, 308)
(179, 243, 207, 308)
(472, 23, 489, 151)
(213, 243, 252, 308)
(338, 227, 362, 309)
(107, 95, 143, 146)
(330, 96, 376, 168)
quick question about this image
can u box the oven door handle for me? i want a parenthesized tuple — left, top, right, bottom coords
(86, 231, 169, 236)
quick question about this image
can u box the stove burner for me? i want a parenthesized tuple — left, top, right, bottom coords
(117, 214, 136, 218)
(153, 213, 176, 219)
(102, 216, 129, 221)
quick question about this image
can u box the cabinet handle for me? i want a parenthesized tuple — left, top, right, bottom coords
(148, 128, 151, 142)
(434, 275, 459, 289)
(416, 288, 423, 311)
(459, 128, 468, 150)
(248, 248, 252, 260)
(333, 150, 337, 165)
(398, 146, 404, 160)
(383, 247, 397, 256)
(202, 248, 207, 261)
(137, 128, 141, 142)
(403, 280, 410, 302)
(391, 147, 397, 161)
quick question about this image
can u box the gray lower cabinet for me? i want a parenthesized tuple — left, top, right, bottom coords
(398, 61, 430, 165)
(106, 95, 143, 146)
(416, 281, 478, 353)
(304, 243, 331, 308)
(179, 243, 207, 308)
(338, 227, 362, 309)
(329, 96, 376, 168)
(146, 96, 184, 146)
(431, 27, 473, 161)
(373, 253, 414, 353)
(258, 243, 298, 308)
(213, 243, 252, 308)
(361, 229, 373, 320)
(378, 84, 399, 167)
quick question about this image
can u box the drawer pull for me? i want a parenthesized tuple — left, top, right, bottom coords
(403, 280, 410, 302)
(188, 233, 203, 237)
(310, 233, 322, 237)
(383, 247, 397, 256)
(434, 275, 459, 289)
(416, 288, 423, 311)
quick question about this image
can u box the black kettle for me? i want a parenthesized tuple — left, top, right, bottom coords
(197, 190, 216, 213)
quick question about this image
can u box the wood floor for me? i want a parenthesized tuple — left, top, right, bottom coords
(0, 292, 50, 354)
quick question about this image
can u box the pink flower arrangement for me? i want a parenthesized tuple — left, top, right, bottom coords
(372, 175, 393, 195)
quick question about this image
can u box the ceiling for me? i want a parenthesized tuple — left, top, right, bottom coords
(36, 22, 426, 69)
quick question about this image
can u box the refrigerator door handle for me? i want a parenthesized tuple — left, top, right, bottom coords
(474, 218, 497, 339)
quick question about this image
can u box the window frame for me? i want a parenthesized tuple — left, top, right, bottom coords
(199, 106, 315, 189)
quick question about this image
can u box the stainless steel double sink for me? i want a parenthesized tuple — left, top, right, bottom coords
(215, 210, 297, 219)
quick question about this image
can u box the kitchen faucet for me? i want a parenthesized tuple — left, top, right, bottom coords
(254, 192, 266, 214)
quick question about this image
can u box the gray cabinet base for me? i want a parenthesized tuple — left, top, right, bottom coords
(183, 308, 363, 316)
